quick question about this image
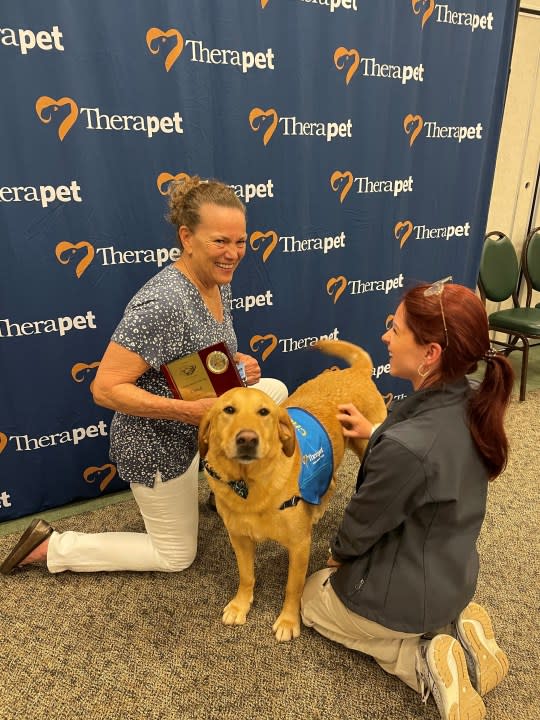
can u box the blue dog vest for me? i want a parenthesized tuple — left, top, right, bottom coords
(287, 407, 333, 505)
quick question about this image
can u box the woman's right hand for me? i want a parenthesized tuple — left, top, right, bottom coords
(181, 397, 217, 425)
(336, 403, 374, 439)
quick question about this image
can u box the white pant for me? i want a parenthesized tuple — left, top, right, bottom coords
(46, 377, 288, 574)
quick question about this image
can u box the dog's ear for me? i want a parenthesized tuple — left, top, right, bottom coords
(278, 407, 296, 457)
(198, 409, 213, 459)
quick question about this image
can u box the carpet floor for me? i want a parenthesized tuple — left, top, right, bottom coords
(0, 392, 538, 720)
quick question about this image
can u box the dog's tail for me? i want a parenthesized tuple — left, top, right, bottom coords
(313, 339, 374, 374)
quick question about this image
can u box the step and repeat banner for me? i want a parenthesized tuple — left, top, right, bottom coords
(0, 0, 517, 521)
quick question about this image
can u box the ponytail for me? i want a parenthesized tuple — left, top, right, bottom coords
(468, 352, 514, 478)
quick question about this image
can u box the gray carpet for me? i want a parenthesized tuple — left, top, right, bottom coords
(0, 393, 538, 720)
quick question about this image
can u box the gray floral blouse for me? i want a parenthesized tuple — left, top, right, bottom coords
(109, 264, 237, 486)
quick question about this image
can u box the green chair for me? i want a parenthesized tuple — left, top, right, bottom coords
(478, 231, 540, 401)
(522, 226, 540, 309)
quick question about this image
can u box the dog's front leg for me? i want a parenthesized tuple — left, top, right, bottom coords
(222, 533, 255, 626)
(272, 539, 311, 642)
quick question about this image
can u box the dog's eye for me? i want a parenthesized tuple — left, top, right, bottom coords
(223, 406, 236, 415)
(258, 408, 270, 416)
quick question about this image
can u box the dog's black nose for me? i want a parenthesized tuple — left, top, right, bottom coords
(235, 430, 259, 452)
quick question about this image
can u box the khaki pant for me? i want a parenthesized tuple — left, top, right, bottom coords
(301, 568, 424, 691)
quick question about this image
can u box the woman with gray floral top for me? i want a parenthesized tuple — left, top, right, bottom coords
(1, 177, 287, 576)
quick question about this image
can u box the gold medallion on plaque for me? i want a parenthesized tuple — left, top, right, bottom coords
(206, 350, 229, 375)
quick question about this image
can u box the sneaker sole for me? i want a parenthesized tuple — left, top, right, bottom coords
(429, 635, 486, 720)
(456, 603, 509, 696)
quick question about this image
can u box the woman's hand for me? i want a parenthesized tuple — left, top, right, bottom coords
(326, 554, 342, 568)
(336, 403, 374, 439)
(181, 397, 217, 425)
(235, 352, 261, 386)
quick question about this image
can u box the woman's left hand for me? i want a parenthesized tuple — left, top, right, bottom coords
(235, 352, 261, 386)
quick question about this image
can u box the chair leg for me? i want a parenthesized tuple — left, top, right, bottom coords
(519, 341, 529, 402)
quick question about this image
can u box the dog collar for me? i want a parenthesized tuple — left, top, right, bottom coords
(201, 459, 249, 500)
(279, 495, 303, 510)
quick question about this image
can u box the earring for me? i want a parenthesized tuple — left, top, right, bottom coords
(417, 362, 430, 378)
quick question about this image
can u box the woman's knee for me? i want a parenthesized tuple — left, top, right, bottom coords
(155, 541, 198, 572)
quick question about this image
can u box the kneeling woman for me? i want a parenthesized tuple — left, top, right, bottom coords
(301, 281, 512, 720)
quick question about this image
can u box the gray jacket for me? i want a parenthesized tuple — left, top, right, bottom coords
(330, 379, 488, 633)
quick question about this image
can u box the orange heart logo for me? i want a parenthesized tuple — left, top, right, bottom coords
(0, 432, 8, 454)
(326, 276, 347, 304)
(334, 47, 360, 85)
(403, 114, 424, 146)
(35, 96, 79, 141)
(411, 0, 435, 28)
(249, 107, 279, 146)
(383, 392, 394, 407)
(394, 220, 413, 248)
(250, 334, 278, 361)
(157, 171, 191, 196)
(385, 314, 394, 330)
(330, 171, 353, 203)
(71, 362, 100, 391)
(84, 464, 117, 492)
(146, 28, 184, 72)
(55, 241, 95, 278)
(249, 230, 278, 262)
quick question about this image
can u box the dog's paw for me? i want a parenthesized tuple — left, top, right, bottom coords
(222, 600, 251, 626)
(272, 614, 301, 642)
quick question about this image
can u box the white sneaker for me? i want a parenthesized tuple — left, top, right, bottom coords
(417, 634, 486, 720)
(455, 602, 509, 696)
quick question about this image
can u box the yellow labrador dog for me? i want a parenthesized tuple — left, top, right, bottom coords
(198, 339, 386, 641)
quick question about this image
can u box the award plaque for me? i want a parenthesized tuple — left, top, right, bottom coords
(160, 342, 245, 401)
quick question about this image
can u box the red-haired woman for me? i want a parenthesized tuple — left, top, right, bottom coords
(301, 280, 513, 720)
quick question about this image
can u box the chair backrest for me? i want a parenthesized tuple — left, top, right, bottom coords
(522, 226, 540, 303)
(478, 231, 519, 303)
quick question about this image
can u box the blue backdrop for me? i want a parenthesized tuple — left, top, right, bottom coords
(0, 0, 517, 521)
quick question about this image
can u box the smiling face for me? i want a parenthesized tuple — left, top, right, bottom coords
(179, 203, 247, 288)
(381, 302, 432, 389)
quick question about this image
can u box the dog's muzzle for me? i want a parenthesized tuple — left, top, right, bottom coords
(235, 430, 259, 461)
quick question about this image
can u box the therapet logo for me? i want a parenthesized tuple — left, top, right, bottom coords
(403, 114, 483, 146)
(262, 0, 358, 12)
(330, 170, 414, 203)
(0, 432, 8, 454)
(56, 241, 95, 278)
(334, 47, 424, 86)
(0, 311, 97, 339)
(84, 463, 117, 492)
(394, 219, 471, 247)
(157, 172, 191, 195)
(71, 361, 100, 391)
(7, 420, 108, 452)
(249, 107, 352, 145)
(411, 0, 436, 27)
(35, 96, 183, 141)
(411, 1, 494, 31)
(326, 273, 404, 303)
(250, 229, 346, 261)
(250, 327, 340, 357)
(146, 27, 275, 73)
(334, 48, 360, 85)
(0, 180, 82, 208)
(55, 240, 182, 274)
(157, 171, 275, 204)
(1, 24, 64, 54)
(231, 290, 274, 313)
